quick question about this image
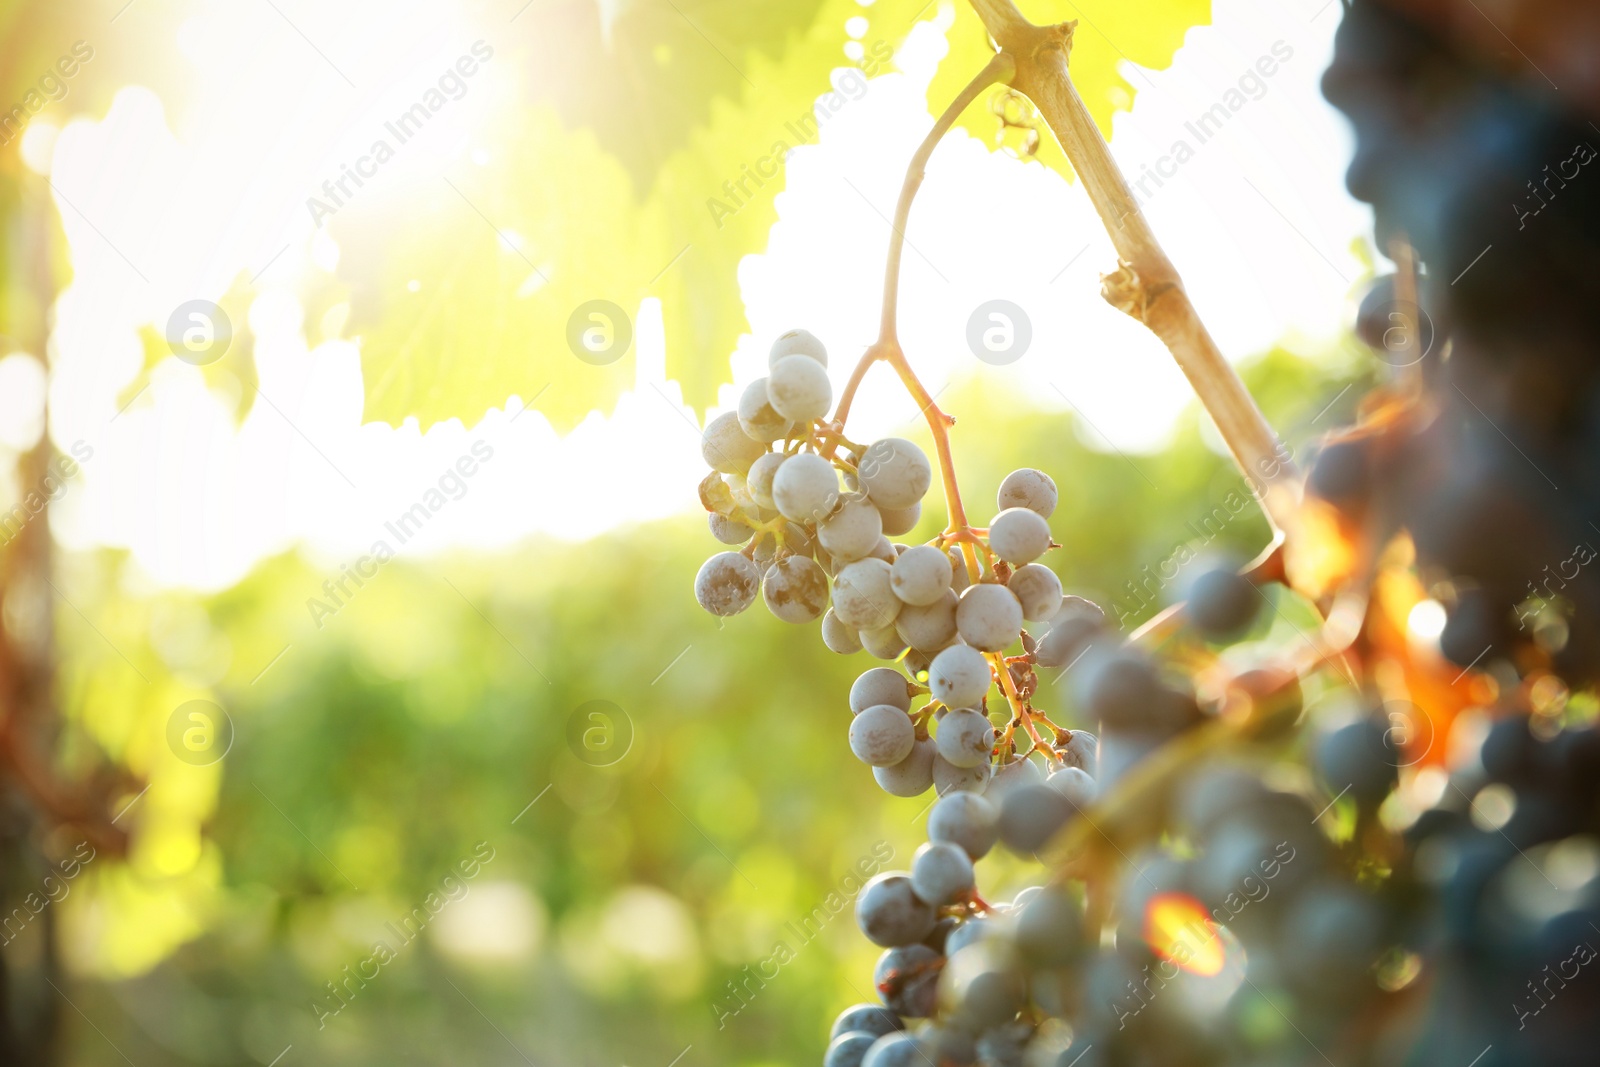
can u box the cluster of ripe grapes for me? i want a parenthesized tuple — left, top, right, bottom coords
(695, 314, 1600, 1065)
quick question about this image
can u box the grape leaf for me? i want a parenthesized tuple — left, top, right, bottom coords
(928, 0, 1210, 179)
(353, 0, 1211, 433)
(354, 0, 927, 433)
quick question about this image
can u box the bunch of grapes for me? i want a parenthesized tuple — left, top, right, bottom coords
(690, 3, 1600, 1059)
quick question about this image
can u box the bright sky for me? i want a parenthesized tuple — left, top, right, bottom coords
(9, 0, 1369, 592)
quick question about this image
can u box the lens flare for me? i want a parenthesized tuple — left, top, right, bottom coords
(1144, 892, 1226, 977)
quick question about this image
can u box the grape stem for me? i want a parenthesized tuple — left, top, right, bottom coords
(830, 54, 1016, 584)
(828, 53, 1048, 739)
(961, 0, 1301, 535)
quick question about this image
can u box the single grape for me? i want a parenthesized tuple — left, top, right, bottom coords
(746, 451, 787, 510)
(1308, 438, 1372, 510)
(762, 555, 829, 623)
(903, 646, 934, 682)
(1082, 652, 1165, 732)
(1480, 714, 1541, 784)
(948, 547, 974, 593)
(1314, 716, 1399, 807)
(867, 537, 897, 564)
(956, 584, 1024, 652)
(942, 942, 1026, 1031)
(937, 708, 995, 769)
(929, 645, 992, 708)
(767, 354, 833, 423)
(921, 1026, 978, 1067)
(700, 411, 767, 476)
(737, 377, 794, 443)
(708, 511, 753, 546)
(1044, 766, 1095, 808)
(1281, 881, 1382, 989)
(997, 468, 1057, 517)
(874, 737, 935, 797)
(694, 552, 761, 616)
(997, 783, 1072, 852)
(943, 915, 994, 957)
(822, 609, 863, 655)
(1438, 587, 1507, 669)
(973, 1020, 1032, 1066)
(911, 841, 976, 905)
(988, 754, 1043, 803)
(1056, 730, 1098, 774)
(895, 591, 958, 652)
(890, 545, 954, 606)
(833, 558, 903, 630)
(820, 495, 885, 563)
(1007, 564, 1062, 622)
(850, 704, 917, 767)
(872, 946, 942, 1019)
(1032, 606, 1105, 669)
(858, 438, 933, 510)
(880, 501, 921, 537)
(1014, 885, 1084, 967)
(851, 667, 912, 714)
(861, 622, 910, 660)
(988, 508, 1052, 565)
(769, 327, 828, 368)
(1186, 566, 1260, 639)
(860, 1034, 925, 1067)
(825, 1033, 877, 1067)
(928, 791, 999, 860)
(771, 452, 840, 524)
(934, 752, 991, 796)
(857, 873, 936, 947)
(830, 1005, 903, 1043)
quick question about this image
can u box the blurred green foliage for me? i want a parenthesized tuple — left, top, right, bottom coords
(26, 347, 1368, 1066)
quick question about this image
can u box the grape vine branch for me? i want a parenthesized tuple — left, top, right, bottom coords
(964, 0, 1302, 534)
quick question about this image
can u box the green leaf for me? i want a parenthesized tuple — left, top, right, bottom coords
(352, 0, 1212, 433)
(354, 0, 923, 433)
(928, 0, 1211, 179)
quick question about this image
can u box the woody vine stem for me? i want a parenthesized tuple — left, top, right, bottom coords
(823, 3, 1315, 770)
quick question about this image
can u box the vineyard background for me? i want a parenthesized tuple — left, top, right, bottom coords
(0, 0, 1398, 1064)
